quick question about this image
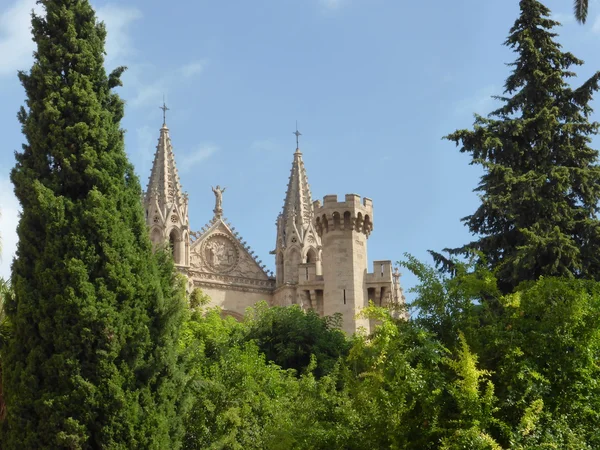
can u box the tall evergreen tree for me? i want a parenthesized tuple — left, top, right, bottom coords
(433, 0, 600, 293)
(1, 1, 188, 448)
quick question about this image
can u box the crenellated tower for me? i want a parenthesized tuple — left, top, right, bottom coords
(143, 105, 190, 267)
(314, 194, 373, 334)
(140, 114, 404, 333)
(272, 130, 321, 306)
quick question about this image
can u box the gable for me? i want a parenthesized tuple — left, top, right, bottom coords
(190, 220, 270, 281)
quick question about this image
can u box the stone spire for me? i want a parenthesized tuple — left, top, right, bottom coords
(279, 139, 313, 242)
(144, 122, 185, 211)
(273, 127, 321, 288)
(143, 105, 190, 266)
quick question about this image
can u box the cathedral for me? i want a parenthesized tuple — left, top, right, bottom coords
(142, 110, 405, 334)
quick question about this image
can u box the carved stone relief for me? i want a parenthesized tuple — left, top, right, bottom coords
(201, 233, 239, 273)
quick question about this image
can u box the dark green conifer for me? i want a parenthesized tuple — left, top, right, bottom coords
(1, 1, 187, 448)
(434, 0, 600, 292)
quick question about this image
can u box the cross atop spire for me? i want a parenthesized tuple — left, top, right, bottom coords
(160, 97, 169, 126)
(293, 121, 302, 150)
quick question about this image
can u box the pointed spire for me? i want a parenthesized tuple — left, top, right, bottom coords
(280, 126, 313, 240)
(144, 103, 185, 212)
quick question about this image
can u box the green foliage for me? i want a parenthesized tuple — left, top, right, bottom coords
(178, 300, 358, 449)
(189, 287, 211, 310)
(406, 256, 600, 448)
(434, 0, 600, 293)
(1, 1, 188, 448)
(180, 305, 295, 449)
(440, 333, 501, 450)
(183, 341, 298, 450)
(1, 1, 597, 448)
(0, 277, 10, 423)
(175, 258, 600, 449)
(244, 302, 350, 378)
(0, 278, 9, 349)
(346, 309, 449, 449)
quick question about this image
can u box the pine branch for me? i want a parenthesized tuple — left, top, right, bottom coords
(574, 0, 588, 24)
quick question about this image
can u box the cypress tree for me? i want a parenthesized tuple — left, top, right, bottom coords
(434, 0, 600, 293)
(1, 1, 188, 448)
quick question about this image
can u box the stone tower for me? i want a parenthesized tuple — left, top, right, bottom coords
(143, 113, 190, 267)
(314, 194, 373, 334)
(272, 141, 321, 306)
(140, 113, 404, 333)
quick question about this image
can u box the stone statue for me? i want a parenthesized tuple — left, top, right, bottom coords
(212, 185, 226, 212)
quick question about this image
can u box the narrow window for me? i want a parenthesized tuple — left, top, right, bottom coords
(343, 289, 346, 305)
(305, 267, 309, 280)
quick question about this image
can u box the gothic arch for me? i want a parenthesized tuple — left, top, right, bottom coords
(332, 211, 341, 230)
(364, 214, 372, 235)
(183, 231, 189, 265)
(322, 215, 329, 233)
(150, 227, 162, 245)
(304, 246, 318, 264)
(343, 211, 352, 230)
(285, 246, 302, 284)
(277, 251, 285, 285)
(355, 212, 364, 232)
(169, 228, 182, 264)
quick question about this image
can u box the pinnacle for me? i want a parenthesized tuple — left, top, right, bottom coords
(279, 145, 313, 241)
(144, 121, 184, 212)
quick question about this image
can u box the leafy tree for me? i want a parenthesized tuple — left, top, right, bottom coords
(433, 0, 600, 293)
(244, 302, 350, 378)
(404, 255, 600, 448)
(179, 306, 293, 449)
(182, 340, 298, 450)
(180, 305, 357, 450)
(439, 333, 501, 450)
(1, 1, 188, 448)
(176, 257, 600, 448)
(189, 287, 211, 310)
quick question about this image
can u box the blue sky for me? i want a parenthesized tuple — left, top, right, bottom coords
(1, 0, 599, 300)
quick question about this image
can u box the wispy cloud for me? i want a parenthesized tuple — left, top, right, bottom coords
(95, 5, 207, 112)
(0, 175, 20, 280)
(0, 0, 42, 77)
(454, 85, 499, 116)
(95, 4, 142, 66)
(127, 72, 166, 109)
(133, 125, 157, 180)
(592, 14, 600, 33)
(250, 138, 278, 152)
(125, 59, 208, 110)
(179, 144, 218, 171)
(180, 60, 207, 78)
(0, 1, 141, 78)
(320, 0, 345, 11)
(551, 12, 575, 25)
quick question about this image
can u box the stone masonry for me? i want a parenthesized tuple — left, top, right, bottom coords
(142, 116, 405, 335)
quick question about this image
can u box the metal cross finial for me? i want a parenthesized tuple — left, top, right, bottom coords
(294, 121, 302, 149)
(160, 97, 169, 125)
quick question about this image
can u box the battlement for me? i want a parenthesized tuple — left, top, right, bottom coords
(313, 193, 373, 237)
(313, 194, 373, 210)
(366, 260, 393, 284)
